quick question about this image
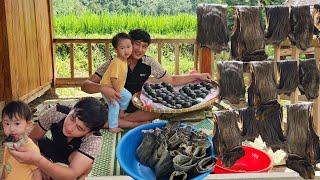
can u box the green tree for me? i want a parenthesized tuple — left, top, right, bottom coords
(53, 0, 87, 15)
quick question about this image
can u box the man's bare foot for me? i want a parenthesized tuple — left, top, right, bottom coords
(109, 127, 123, 133)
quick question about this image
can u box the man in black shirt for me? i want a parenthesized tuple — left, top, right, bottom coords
(81, 29, 211, 128)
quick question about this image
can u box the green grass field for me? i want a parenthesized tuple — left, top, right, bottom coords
(53, 12, 277, 97)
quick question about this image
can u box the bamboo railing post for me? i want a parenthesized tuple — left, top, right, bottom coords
(157, 43, 163, 64)
(314, 47, 320, 134)
(174, 43, 180, 75)
(291, 46, 299, 103)
(87, 43, 93, 76)
(105, 42, 110, 60)
(70, 43, 75, 78)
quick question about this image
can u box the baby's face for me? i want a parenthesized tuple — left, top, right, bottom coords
(2, 115, 29, 139)
(116, 39, 133, 60)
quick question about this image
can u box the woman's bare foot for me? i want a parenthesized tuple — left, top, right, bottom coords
(109, 127, 123, 133)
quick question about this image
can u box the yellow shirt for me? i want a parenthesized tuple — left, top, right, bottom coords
(2, 137, 40, 180)
(100, 57, 128, 90)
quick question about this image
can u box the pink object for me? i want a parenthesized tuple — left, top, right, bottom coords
(213, 146, 273, 174)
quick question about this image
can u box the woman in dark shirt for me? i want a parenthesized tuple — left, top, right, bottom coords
(9, 97, 107, 179)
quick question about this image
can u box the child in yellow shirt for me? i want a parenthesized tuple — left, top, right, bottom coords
(1, 101, 41, 180)
(101, 32, 133, 133)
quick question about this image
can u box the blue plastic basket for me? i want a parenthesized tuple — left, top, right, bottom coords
(116, 122, 214, 180)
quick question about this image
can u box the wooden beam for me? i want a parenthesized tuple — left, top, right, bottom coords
(19, 83, 51, 103)
(48, 0, 55, 91)
(174, 43, 180, 75)
(200, 47, 212, 75)
(55, 78, 87, 88)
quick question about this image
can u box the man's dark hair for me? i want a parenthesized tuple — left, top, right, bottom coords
(111, 32, 131, 48)
(129, 29, 151, 45)
(2, 101, 32, 121)
(73, 97, 107, 132)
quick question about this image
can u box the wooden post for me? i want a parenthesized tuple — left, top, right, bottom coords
(157, 43, 162, 64)
(104, 42, 110, 60)
(200, 47, 212, 75)
(70, 43, 75, 78)
(87, 43, 92, 76)
(48, 0, 56, 94)
(290, 46, 299, 103)
(174, 43, 180, 75)
(314, 47, 320, 134)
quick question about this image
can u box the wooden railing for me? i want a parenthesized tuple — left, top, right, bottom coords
(53, 38, 198, 88)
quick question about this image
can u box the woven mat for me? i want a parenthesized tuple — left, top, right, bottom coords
(89, 118, 215, 177)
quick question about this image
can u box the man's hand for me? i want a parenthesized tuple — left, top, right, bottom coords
(100, 85, 121, 102)
(8, 144, 42, 165)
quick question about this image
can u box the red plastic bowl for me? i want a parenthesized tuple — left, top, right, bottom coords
(213, 146, 273, 174)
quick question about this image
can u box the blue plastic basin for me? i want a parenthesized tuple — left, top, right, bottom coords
(116, 122, 214, 180)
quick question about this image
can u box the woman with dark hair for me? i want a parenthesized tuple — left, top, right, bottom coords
(9, 97, 108, 179)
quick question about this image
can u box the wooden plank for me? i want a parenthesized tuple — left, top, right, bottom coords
(20, 83, 51, 103)
(200, 47, 212, 75)
(48, 0, 56, 90)
(194, 43, 198, 71)
(314, 47, 320, 135)
(0, 0, 12, 101)
(174, 43, 180, 75)
(104, 42, 110, 61)
(69, 43, 75, 78)
(87, 43, 93, 76)
(290, 46, 299, 103)
(22, 0, 40, 94)
(157, 43, 162, 64)
(34, 0, 53, 85)
(55, 78, 87, 88)
(6, 0, 29, 99)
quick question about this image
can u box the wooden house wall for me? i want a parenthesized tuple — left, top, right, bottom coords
(0, 0, 53, 101)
